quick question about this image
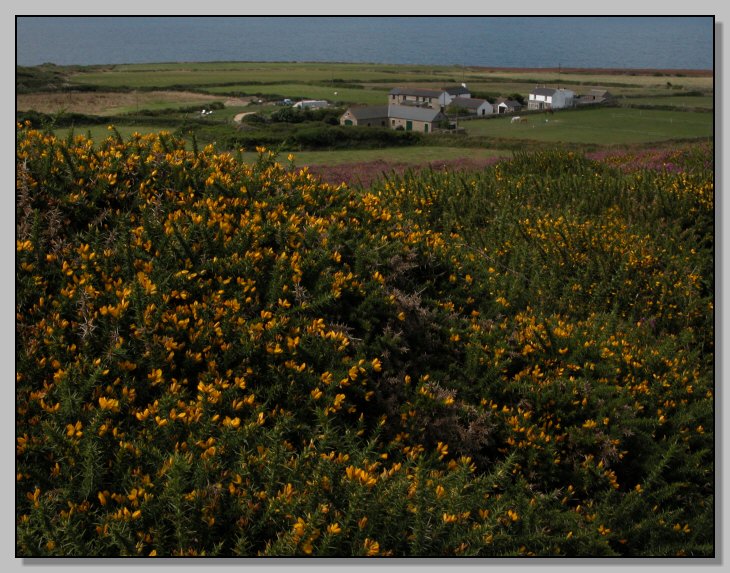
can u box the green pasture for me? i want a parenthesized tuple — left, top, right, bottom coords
(62, 62, 713, 112)
(68, 62, 463, 89)
(466, 81, 712, 99)
(93, 61, 458, 77)
(69, 69, 260, 89)
(202, 83, 390, 105)
(464, 70, 713, 91)
(104, 97, 230, 116)
(463, 108, 713, 144)
(620, 95, 714, 109)
(240, 146, 512, 167)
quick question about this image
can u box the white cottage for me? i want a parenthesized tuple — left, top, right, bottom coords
(527, 87, 575, 111)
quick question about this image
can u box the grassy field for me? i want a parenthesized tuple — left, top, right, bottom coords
(462, 108, 712, 144)
(67, 62, 462, 89)
(460, 69, 713, 92)
(46, 106, 713, 158)
(201, 83, 390, 105)
(620, 95, 714, 109)
(240, 146, 512, 166)
(16, 90, 243, 116)
(67, 62, 713, 91)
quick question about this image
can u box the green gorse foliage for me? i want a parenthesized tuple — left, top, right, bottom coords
(16, 124, 713, 557)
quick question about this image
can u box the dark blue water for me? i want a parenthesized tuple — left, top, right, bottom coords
(16, 16, 714, 70)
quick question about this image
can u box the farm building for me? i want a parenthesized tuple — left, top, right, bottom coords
(341, 85, 491, 133)
(444, 84, 472, 99)
(527, 87, 575, 110)
(292, 99, 330, 110)
(387, 104, 447, 133)
(448, 97, 493, 116)
(576, 88, 614, 106)
(495, 98, 522, 114)
(388, 87, 451, 110)
(339, 106, 390, 127)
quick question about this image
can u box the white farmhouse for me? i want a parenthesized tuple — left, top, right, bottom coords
(444, 84, 472, 99)
(527, 87, 575, 111)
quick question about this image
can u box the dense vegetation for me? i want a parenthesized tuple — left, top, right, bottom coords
(16, 124, 714, 557)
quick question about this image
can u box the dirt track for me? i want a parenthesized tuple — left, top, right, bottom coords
(233, 112, 256, 123)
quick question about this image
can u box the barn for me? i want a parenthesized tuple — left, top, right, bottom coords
(387, 104, 447, 133)
(449, 97, 494, 116)
(495, 98, 522, 114)
(339, 106, 390, 127)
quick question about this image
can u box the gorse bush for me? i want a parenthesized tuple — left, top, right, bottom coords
(16, 124, 714, 557)
(223, 124, 422, 152)
(269, 106, 343, 124)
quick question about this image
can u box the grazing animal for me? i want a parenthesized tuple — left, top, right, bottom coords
(511, 116, 521, 123)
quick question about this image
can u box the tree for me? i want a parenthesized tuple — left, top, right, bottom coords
(447, 104, 471, 117)
(509, 93, 526, 105)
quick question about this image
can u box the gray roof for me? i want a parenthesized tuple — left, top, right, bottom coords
(450, 97, 488, 110)
(388, 104, 445, 122)
(443, 85, 470, 96)
(344, 105, 389, 120)
(389, 87, 446, 98)
(497, 99, 521, 108)
(532, 87, 557, 96)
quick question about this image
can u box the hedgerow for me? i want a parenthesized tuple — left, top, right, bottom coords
(16, 124, 713, 556)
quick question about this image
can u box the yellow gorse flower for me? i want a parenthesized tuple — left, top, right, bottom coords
(363, 538, 380, 556)
(98, 397, 119, 412)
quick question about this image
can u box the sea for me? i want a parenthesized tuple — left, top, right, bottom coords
(16, 16, 714, 70)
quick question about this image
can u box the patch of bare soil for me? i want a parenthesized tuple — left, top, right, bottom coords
(224, 97, 255, 107)
(16, 91, 253, 115)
